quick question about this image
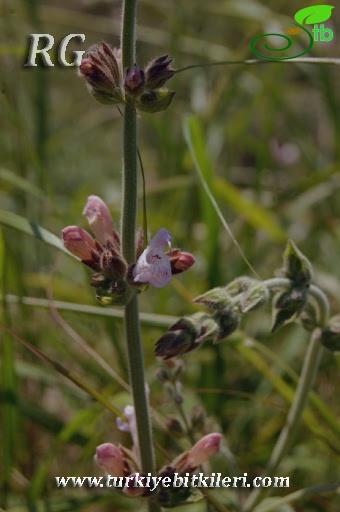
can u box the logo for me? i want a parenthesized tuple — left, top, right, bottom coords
(250, 5, 334, 60)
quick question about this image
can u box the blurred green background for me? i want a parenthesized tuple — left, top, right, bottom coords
(1, 0, 339, 511)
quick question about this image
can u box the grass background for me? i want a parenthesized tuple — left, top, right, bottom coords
(0, 0, 339, 510)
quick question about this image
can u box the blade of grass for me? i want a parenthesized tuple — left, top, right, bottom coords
(215, 176, 285, 242)
(0, 210, 75, 257)
(184, 115, 259, 277)
(183, 115, 221, 286)
(0, 322, 125, 420)
(234, 337, 340, 453)
(28, 407, 99, 500)
(254, 481, 340, 512)
(0, 230, 19, 509)
(3, 294, 179, 327)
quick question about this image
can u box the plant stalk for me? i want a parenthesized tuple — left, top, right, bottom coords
(120, 2, 159, 511)
(244, 280, 329, 511)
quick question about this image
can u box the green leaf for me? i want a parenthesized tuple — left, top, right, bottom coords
(294, 5, 334, 25)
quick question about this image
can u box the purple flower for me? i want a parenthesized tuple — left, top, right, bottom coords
(133, 228, 172, 288)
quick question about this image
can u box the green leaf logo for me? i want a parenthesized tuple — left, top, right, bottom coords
(294, 5, 334, 25)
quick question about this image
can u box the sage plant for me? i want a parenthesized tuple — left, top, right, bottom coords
(59, 1, 339, 511)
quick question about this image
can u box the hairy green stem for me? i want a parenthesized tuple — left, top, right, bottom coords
(121, 99, 138, 261)
(120, 2, 158, 511)
(244, 280, 329, 511)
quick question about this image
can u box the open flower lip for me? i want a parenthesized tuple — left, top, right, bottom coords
(132, 228, 172, 288)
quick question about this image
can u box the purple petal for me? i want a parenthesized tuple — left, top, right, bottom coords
(149, 228, 171, 250)
(133, 229, 172, 288)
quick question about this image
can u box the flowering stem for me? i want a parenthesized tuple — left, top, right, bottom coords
(244, 280, 329, 511)
(120, 2, 158, 510)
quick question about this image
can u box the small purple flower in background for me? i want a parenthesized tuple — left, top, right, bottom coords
(133, 228, 172, 288)
(116, 405, 139, 458)
(116, 386, 150, 460)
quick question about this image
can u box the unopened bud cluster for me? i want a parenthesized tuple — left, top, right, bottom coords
(272, 239, 313, 332)
(155, 277, 269, 359)
(78, 42, 175, 113)
(155, 240, 328, 359)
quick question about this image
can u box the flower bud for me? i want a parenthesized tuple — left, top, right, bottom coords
(135, 89, 175, 113)
(154, 313, 215, 359)
(61, 226, 97, 261)
(144, 55, 175, 89)
(271, 286, 307, 332)
(100, 250, 127, 280)
(212, 308, 240, 343)
(190, 405, 206, 432)
(170, 433, 222, 474)
(165, 415, 185, 437)
(154, 326, 196, 360)
(193, 287, 233, 310)
(186, 433, 222, 469)
(83, 195, 118, 246)
(78, 42, 124, 104)
(155, 368, 170, 383)
(321, 315, 340, 352)
(167, 249, 195, 275)
(124, 64, 145, 96)
(225, 277, 257, 296)
(236, 281, 269, 313)
(95, 443, 125, 476)
(281, 239, 313, 286)
(91, 275, 132, 306)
